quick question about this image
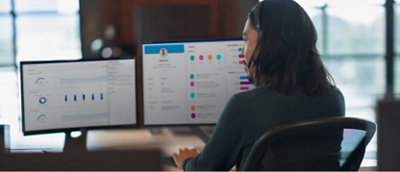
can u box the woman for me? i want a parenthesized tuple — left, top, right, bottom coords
(173, 0, 345, 170)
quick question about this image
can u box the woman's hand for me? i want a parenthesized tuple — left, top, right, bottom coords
(172, 148, 199, 169)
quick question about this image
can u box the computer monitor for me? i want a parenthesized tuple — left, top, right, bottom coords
(142, 38, 254, 126)
(20, 58, 136, 150)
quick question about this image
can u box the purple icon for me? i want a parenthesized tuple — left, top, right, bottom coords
(191, 113, 196, 119)
(190, 81, 195, 87)
(199, 55, 204, 61)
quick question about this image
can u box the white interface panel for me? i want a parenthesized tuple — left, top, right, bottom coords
(142, 39, 254, 125)
(21, 59, 136, 132)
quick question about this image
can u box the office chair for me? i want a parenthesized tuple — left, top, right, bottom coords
(242, 117, 376, 171)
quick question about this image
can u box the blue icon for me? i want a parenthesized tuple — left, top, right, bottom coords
(65, 95, 68, 102)
(39, 97, 47, 104)
(238, 48, 243, 52)
(82, 94, 86, 101)
(74, 94, 77, 101)
(92, 93, 95, 100)
(100, 93, 104, 100)
(190, 92, 196, 99)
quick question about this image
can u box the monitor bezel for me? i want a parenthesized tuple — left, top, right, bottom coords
(140, 38, 244, 127)
(20, 57, 138, 136)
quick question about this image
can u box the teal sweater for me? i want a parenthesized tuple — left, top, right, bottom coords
(183, 86, 345, 171)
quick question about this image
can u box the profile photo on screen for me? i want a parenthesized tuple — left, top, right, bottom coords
(160, 48, 167, 57)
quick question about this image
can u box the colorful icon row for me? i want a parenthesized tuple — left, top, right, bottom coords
(190, 54, 222, 61)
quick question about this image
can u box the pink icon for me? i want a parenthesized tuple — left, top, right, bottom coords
(190, 81, 195, 87)
(199, 55, 204, 61)
(239, 60, 244, 65)
(191, 113, 196, 119)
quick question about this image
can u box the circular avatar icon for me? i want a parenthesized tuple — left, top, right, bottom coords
(160, 48, 167, 57)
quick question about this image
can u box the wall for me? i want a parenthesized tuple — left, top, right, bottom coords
(80, 0, 257, 58)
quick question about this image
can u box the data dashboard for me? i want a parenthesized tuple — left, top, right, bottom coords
(21, 59, 136, 133)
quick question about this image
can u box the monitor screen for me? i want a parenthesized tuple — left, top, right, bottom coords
(20, 59, 136, 135)
(142, 38, 254, 126)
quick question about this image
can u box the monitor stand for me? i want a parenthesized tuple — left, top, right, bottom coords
(63, 129, 88, 152)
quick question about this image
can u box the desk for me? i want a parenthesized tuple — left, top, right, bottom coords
(8, 127, 206, 171)
(87, 128, 206, 155)
(10, 127, 206, 154)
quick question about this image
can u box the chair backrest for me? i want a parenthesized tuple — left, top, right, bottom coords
(242, 117, 376, 171)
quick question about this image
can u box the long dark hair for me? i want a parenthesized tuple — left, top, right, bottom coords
(248, 0, 334, 95)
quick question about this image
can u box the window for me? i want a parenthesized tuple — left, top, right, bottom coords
(293, 1, 385, 121)
(0, 0, 81, 67)
(324, 2, 385, 119)
(15, 0, 81, 63)
(395, 1, 400, 95)
(295, 0, 385, 166)
(0, 0, 11, 11)
(0, 0, 13, 66)
(0, 0, 81, 149)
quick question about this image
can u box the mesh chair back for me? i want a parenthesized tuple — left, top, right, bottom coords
(242, 117, 376, 171)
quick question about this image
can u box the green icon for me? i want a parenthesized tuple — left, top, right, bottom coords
(190, 74, 195, 79)
(190, 55, 195, 61)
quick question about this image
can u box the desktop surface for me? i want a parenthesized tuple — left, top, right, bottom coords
(142, 38, 253, 126)
(20, 59, 136, 135)
(0, 148, 162, 171)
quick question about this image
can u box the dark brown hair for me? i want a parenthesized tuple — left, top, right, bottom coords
(248, 0, 334, 95)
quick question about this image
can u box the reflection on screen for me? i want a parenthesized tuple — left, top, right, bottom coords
(21, 59, 136, 133)
(142, 39, 254, 125)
